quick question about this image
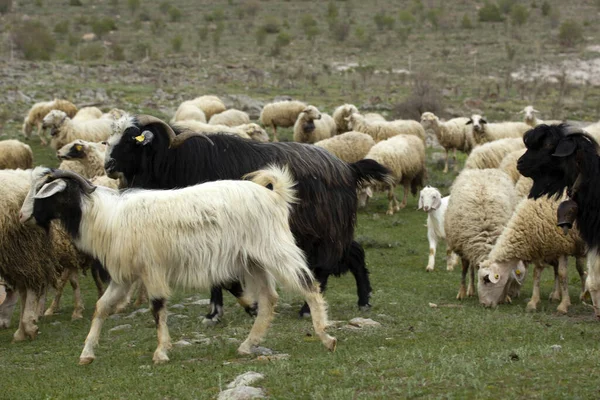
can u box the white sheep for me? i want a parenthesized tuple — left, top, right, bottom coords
(42, 110, 114, 151)
(520, 106, 563, 127)
(187, 95, 226, 120)
(72, 106, 103, 121)
(293, 106, 335, 144)
(21, 166, 337, 364)
(498, 148, 526, 183)
(464, 138, 525, 170)
(420, 112, 473, 173)
(22, 99, 78, 145)
(171, 101, 207, 123)
(259, 100, 307, 142)
(57, 139, 107, 179)
(237, 123, 270, 142)
(418, 186, 459, 272)
(364, 113, 386, 122)
(445, 169, 518, 300)
(466, 114, 530, 146)
(346, 113, 426, 143)
(332, 104, 359, 134)
(359, 134, 426, 215)
(478, 195, 587, 313)
(101, 108, 128, 121)
(0, 140, 33, 170)
(172, 120, 252, 140)
(314, 131, 376, 163)
(209, 109, 250, 127)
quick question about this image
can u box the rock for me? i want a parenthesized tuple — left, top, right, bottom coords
(551, 344, 562, 352)
(348, 317, 381, 328)
(125, 308, 149, 318)
(174, 340, 192, 347)
(109, 324, 132, 333)
(226, 371, 265, 389)
(218, 386, 266, 400)
(428, 303, 438, 308)
(221, 95, 265, 120)
(171, 304, 185, 310)
(189, 299, 210, 306)
(250, 347, 273, 356)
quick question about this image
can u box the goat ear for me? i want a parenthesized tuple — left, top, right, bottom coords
(552, 137, 576, 157)
(465, 119, 473, 125)
(134, 130, 154, 146)
(432, 195, 442, 210)
(34, 179, 67, 199)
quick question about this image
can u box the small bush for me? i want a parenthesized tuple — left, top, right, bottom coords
(133, 41, 151, 58)
(138, 9, 152, 22)
(69, 0, 82, 6)
(478, 2, 504, 22)
(172, 34, 183, 52)
(461, 14, 473, 29)
(255, 26, 267, 46)
(111, 43, 125, 61)
(12, 20, 56, 60)
(0, 0, 13, 14)
(397, 26, 412, 46)
(262, 16, 280, 33)
(150, 17, 166, 35)
(54, 20, 70, 36)
(159, 1, 171, 14)
(300, 14, 319, 42)
(68, 33, 80, 46)
(270, 31, 291, 56)
(169, 6, 182, 22)
(558, 19, 583, 47)
(330, 21, 350, 42)
(398, 10, 415, 25)
(374, 12, 395, 31)
(541, 1, 550, 16)
(426, 8, 440, 29)
(198, 26, 209, 41)
(354, 26, 370, 49)
(204, 9, 226, 22)
(327, 2, 338, 22)
(79, 42, 104, 61)
(91, 17, 116, 38)
(241, 1, 259, 17)
(510, 4, 528, 26)
(393, 73, 444, 120)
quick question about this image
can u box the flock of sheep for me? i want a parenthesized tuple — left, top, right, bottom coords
(0, 94, 599, 365)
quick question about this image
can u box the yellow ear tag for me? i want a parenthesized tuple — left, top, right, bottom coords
(135, 134, 145, 142)
(494, 274, 499, 280)
(75, 144, 83, 151)
(516, 270, 521, 276)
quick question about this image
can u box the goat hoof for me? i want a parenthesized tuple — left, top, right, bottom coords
(237, 344, 252, 356)
(202, 316, 220, 326)
(79, 357, 95, 365)
(152, 353, 170, 364)
(358, 304, 371, 312)
(325, 336, 337, 352)
(426, 266, 434, 272)
(71, 312, 84, 321)
(44, 308, 56, 317)
(298, 311, 311, 319)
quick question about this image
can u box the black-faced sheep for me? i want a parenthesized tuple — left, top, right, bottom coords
(259, 100, 307, 142)
(22, 99, 78, 145)
(42, 110, 113, 151)
(21, 167, 337, 364)
(57, 139, 107, 179)
(466, 114, 530, 146)
(0, 140, 33, 170)
(293, 106, 336, 144)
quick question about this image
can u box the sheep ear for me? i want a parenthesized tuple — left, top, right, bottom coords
(480, 119, 488, 124)
(465, 119, 473, 125)
(134, 130, 154, 146)
(488, 272, 500, 284)
(418, 194, 423, 210)
(552, 137, 576, 157)
(34, 179, 67, 199)
(365, 187, 373, 197)
(431, 195, 442, 210)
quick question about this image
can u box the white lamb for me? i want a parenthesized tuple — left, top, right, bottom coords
(346, 113, 426, 143)
(418, 186, 459, 272)
(466, 114, 530, 146)
(42, 110, 113, 151)
(420, 112, 473, 173)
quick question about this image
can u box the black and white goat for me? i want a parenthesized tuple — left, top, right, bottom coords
(20, 167, 336, 364)
(104, 115, 392, 322)
(517, 123, 600, 318)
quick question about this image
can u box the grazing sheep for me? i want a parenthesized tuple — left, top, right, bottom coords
(172, 120, 252, 140)
(420, 112, 473, 173)
(171, 101, 208, 123)
(57, 139, 107, 179)
(187, 95, 226, 120)
(332, 104, 359, 134)
(364, 113, 386, 122)
(521, 106, 562, 127)
(238, 123, 270, 142)
(22, 99, 78, 145)
(445, 169, 518, 300)
(359, 134, 427, 215)
(209, 109, 250, 127)
(42, 110, 113, 151)
(72, 107, 103, 122)
(517, 124, 600, 318)
(418, 186, 458, 272)
(315, 131, 376, 163)
(498, 148, 526, 183)
(21, 167, 337, 364)
(478, 195, 587, 312)
(0, 140, 33, 170)
(293, 106, 335, 144)
(464, 138, 525, 170)
(104, 115, 391, 321)
(466, 114, 530, 146)
(347, 113, 426, 143)
(259, 100, 307, 142)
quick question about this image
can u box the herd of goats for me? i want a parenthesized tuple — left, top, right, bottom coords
(0, 95, 599, 365)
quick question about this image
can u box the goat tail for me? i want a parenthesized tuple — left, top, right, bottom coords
(244, 164, 298, 207)
(350, 159, 394, 188)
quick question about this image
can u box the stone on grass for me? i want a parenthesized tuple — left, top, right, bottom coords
(250, 347, 273, 356)
(109, 324, 132, 333)
(189, 299, 210, 306)
(125, 308, 149, 318)
(174, 340, 192, 347)
(226, 371, 265, 389)
(218, 386, 266, 400)
(348, 317, 381, 328)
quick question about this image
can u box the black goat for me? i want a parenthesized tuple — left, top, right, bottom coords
(517, 123, 600, 318)
(105, 115, 392, 321)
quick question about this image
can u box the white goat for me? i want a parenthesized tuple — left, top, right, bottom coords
(418, 186, 458, 272)
(20, 166, 336, 365)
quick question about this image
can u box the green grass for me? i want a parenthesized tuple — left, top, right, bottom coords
(1, 150, 599, 399)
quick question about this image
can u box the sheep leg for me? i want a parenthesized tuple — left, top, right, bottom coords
(399, 182, 409, 210)
(70, 272, 84, 320)
(467, 262, 475, 297)
(457, 258, 469, 300)
(204, 286, 225, 324)
(45, 269, 71, 316)
(586, 249, 600, 319)
(443, 148, 449, 173)
(426, 233, 437, 272)
(386, 185, 397, 215)
(151, 298, 171, 364)
(114, 279, 139, 313)
(238, 273, 277, 355)
(556, 255, 571, 314)
(527, 263, 543, 312)
(79, 281, 131, 365)
(37, 122, 48, 145)
(452, 148, 459, 172)
(14, 288, 40, 341)
(302, 285, 337, 352)
(298, 269, 329, 317)
(575, 257, 589, 301)
(446, 249, 458, 271)
(228, 281, 257, 316)
(272, 125, 278, 142)
(12, 288, 28, 342)
(0, 289, 18, 329)
(37, 288, 47, 317)
(549, 261, 561, 302)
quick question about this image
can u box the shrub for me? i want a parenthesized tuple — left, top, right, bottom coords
(327, 2, 338, 22)
(68, 33, 80, 46)
(300, 14, 319, 42)
(270, 31, 291, 56)
(393, 73, 444, 120)
(510, 4, 528, 26)
(91, 17, 116, 38)
(198, 26, 209, 41)
(398, 10, 415, 25)
(558, 19, 583, 47)
(374, 12, 395, 31)
(262, 16, 280, 33)
(111, 43, 125, 61)
(461, 14, 473, 29)
(426, 8, 440, 29)
(172, 34, 183, 52)
(255, 26, 267, 46)
(150, 17, 166, 35)
(204, 9, 226, 22)
(397, 26, 412, 46)
(159, 1, 171, 14)
(79, 42, 104, 61)
(0, 0, 13, 14)
(478, 2, 504, 22)
(169, 6, 182, 22)
(12, 20, 56, 60)
(133, 41, 151, 59)
(354, 26, 370, 49)
(69, 0, 82, 6)
(138, 9, 152, 22)
(330, 21, 350, 42)
(54, 20, 70, 36)
(498, 0, 517, 14)
(541, 1, 550, 16)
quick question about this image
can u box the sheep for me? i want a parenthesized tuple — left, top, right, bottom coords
(420, 112, 473, 173)
(0, 140, 33, 170)
(187, 95, 226, 120)
(346, 113, 426, 143)
(104, 115, 391, 322)
(520, 106, 563, 127)
(72, 106, 103, 122)
(498, 148, 526, 183)
(359, 134, 426, 215)
(172, 120, 252, 140)
(464, 138, 525, 170)
(445, 169, 518, 300)
(21, 167, 337, 364)
(42, 110, 113, 151)
(584, 121, 600, 140)
(101, 108, 128, 121)
(293, 106, 335, 144)
(57, 139, 107, 179)
(209, 109, 251, 127)
(332, 104, 359, 134)
(477, 194, 587, 312)
(517, 124, 600, 319)
(466, 114, 530, 146)
(0, 287, 17, 329)
(259, 100, 307, 142)
(171, 101, 207, 123)
(314, 131, 376, 163)
(238, 123, 270, 142)
(364, 113, 386, 122)
(22, 99, 78, 145)
(418, 186, 459, 272)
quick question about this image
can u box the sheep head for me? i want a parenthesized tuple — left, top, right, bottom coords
(42, 110, 68, 133)
(301, 106, 322, 121)
(477, 260, 526, 307)
(465, 114, 487, 135)
(418, 186, 442, 212)
(57, 139, 90, 160)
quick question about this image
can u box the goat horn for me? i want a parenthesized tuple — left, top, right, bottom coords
(135, 115, 177, 143)
(169, 131, 215, 149)
(50, 169, 96, 194)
